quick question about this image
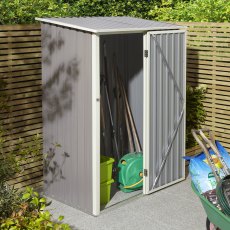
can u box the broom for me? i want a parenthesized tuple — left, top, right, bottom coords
(113, 54, 142, 153)
(113, 55, 143, 192)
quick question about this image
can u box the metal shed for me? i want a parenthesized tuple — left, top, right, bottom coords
(36, 16, 186, 216)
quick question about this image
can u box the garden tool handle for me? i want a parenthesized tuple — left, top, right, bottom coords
(191, 129, 221, 182)
(194, 128, 216, 145)
(112, 59, 134, 153)
(103, 43, 120, 161)
(199, 130, 230, 176)
(113, 54, 142, 152)
(192, 128, 216, 151)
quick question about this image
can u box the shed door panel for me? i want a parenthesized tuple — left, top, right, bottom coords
(145, 30, 186, 194)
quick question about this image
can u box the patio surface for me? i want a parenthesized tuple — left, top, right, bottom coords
(48, 178, 207, 230)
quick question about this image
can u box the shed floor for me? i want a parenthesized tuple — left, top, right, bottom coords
(104, 183, 142, 208)
(48, 178, 206, 230)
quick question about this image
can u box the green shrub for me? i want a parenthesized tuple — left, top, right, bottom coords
(0, 187, 70, 230)
(0, 79, 71, 229)
(1, 0, 229, 24)
(0, 0, 159, 24)
(186, 85, 207, 148)
(71, 0, 156, 18)
(155, 0, 230, 22)
(0, 183, 21, 219)
(0, 0, 73, 24)
(0, 135, 71, 229)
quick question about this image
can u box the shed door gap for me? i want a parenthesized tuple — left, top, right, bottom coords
(99, 34, 144, 210)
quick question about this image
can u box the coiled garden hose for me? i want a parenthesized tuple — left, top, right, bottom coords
(123, 178, 143, 189)
(216, 175, 230, 216)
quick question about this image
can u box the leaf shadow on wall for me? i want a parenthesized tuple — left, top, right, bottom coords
(41, 27, 80, 190)
(42, 27, 80, 123)
(43, 144, 70, 191)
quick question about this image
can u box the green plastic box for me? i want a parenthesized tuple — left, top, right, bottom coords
(100, 179, 114, 205)
(100, 155, 115, 205)
(192, 182, 230, 230)
(100, 155, 114, 183)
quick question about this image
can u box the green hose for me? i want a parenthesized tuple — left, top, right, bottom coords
(216, 175, 230, 216)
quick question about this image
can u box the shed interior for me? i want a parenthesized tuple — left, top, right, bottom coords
(99, 34, 144, 209)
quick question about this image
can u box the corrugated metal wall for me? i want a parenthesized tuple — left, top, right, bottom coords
(149, 31, 186, 190)
(41, 24, 93, 214)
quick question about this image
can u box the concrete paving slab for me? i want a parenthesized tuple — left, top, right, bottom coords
(48, 178, 207, 230)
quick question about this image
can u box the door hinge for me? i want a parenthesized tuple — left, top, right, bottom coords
(144, 50, 148, 58)
(144, 169, 148, 177)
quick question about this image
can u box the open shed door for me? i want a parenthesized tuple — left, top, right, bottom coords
(143, 30, 186, 194)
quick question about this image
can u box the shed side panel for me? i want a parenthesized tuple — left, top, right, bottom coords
(41, 23, 93, 214)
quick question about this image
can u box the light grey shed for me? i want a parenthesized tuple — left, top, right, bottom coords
(36, 16, 186, 216)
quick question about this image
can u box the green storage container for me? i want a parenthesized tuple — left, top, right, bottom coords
(100, 155, 114, 205)
(100, 155, 114, 183)
(192, 182, 230, 230)
(100, 179, 114, 205)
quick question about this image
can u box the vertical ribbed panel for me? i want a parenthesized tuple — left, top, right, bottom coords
(149, 31, 185, 190)
(41, 24, 93, 214)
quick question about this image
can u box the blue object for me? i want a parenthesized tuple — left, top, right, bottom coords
(184, 141, 230, 193)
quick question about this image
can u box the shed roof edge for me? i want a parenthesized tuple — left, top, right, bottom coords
(35, 17, 186, 34)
